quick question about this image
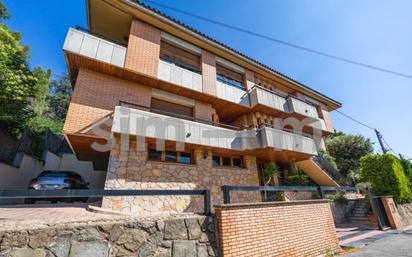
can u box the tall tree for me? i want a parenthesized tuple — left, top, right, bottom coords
(43, 74, 72, 122)
(325, 132, 373, 183)
(0, 1, 51, 136)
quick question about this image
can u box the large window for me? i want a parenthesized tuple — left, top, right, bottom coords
(150, 98, 194, 120)
(160, 41, 201, 73)
(216, 64, 244, 89)
(212, 155, 244, 168)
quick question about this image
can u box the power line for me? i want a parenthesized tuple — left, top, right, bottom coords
(334, 110, 375, 130)
(142, 0, 412, 80)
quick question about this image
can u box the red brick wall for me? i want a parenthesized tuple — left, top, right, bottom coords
(194, 101, 216, 122)
(63, 69, 152, 134)
(319, 104, 334, 133)
(215, 201, 340, 257)
(125, 20, 161, 77)
(201, 50, 217, 96)
(244, 69, 255, 91)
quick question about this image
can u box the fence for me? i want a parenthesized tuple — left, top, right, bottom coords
(0, 189, 211, 216)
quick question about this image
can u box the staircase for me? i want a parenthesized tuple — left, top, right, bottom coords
(348, 200, 372, 223)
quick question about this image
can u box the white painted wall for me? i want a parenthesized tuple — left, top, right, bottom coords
(157, 60, 202, 92)
(216, 80, 249, 106)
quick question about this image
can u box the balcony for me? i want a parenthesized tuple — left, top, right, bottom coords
(287, 97, 318, 119)
(63, 28, 126, 68)
(261, 127, 318, 155)
(249, 86, 289, 113)
(157, 59, 203, 92)
(112, 106, 257, 150)
(216, 80, 250, 106)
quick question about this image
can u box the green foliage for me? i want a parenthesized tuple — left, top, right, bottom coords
(43, 74, 72, 122)
(326, 132, 373, 183)
(326, 191, 348, 204)
(0, 1, 10, 20)
(360, 154, 411, 204)
(27, 116, 63, 134)
(261, 162, 280, 186)
(400, 159, 412, 186)
(283, 174, 317, 186)
(0, 3, 51, 137)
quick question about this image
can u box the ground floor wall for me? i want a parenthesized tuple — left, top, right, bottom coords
(102, 140, 261, 215)
(0, 215, 218, 257)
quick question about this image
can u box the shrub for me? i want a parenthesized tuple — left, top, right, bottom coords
(360, 154, 411, 204)
(326, 191, 348, 204)
(283, 174, 317, 186)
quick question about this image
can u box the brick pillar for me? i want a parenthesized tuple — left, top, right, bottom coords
(244, 69, 255, 90)
(125, 20, 161, 77)
(201, 50, 217, 96)
(381, 197, 404, 229)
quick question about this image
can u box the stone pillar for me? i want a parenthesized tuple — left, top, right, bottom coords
(125, 20, 161, 77)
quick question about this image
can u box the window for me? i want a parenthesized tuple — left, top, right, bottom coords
(179, 152, 192, 164)
(147, 147, 193, 165)
(233, 158, 242, 168)
(160, 41, 201, 73)
(151, 98, 194, 120)
(212, 156, 221, 166)
(165, 151, 177, 162)
(212, 155, 244, 168)
(222, 157, 231, 166)
(216, 64, 244, 89)
(148, 149, 162, 161)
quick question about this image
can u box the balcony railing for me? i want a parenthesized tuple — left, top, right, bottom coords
(261, 126, 318, 155)
(157, 59, 203, 92)
(216, 80, 249, 106)
(287, 96, 319, 119)
(112, 106, 257, 150)
(249, 86, 289, 112)
(63, 28, 127, 68)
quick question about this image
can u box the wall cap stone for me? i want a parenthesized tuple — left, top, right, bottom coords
(214, 199, 332, 209)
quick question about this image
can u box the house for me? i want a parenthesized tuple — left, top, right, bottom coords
(62, 0, 342, 214)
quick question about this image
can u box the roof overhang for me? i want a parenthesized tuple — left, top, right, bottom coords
(86, 0, 342, 111)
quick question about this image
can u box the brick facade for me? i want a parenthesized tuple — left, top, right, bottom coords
(63, 69, 152, 134)
(102, 139, 261, 216)
(125, 20, 161, 77)
(201, 50, 217, 96)
(215, 201, 340, 257)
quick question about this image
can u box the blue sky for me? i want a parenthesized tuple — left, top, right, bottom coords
(3, 0, 412, 157)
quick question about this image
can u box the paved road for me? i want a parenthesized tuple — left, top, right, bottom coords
(344, 230, 412, 257)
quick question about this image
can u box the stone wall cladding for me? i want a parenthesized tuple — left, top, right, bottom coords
(102, 140, 261, 216)
(64, 69, 152, 134)
(215, 200, 340, 257)
(125, 20, 161, 77)
(0, 215, 218, 257)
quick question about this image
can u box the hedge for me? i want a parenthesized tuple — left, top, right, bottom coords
(360, 154, 411, 203)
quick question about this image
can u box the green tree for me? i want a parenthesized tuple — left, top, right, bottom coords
(261, 162, 280, 201)
(360, 154, 411, 204)
(325, 132, 373, 183)
(43, 74, 72, 122)
(0, 1, 51, 136)
(400, 159, 412, 186)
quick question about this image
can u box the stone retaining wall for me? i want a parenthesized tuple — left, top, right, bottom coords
(398, 203, 412, 226)
(330, 200, 358, 224)
(0, 215, 218, 257)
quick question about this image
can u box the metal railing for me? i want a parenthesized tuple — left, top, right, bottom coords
(0, 189, 211, 216)
(312, 155, 343, 182)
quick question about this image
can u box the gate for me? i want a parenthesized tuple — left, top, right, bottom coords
(371, 196, 391, 229)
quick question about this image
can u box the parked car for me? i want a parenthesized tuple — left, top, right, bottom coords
(25, 171, 89, 204)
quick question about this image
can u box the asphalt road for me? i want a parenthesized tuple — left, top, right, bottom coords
(344, 230, 412, 257)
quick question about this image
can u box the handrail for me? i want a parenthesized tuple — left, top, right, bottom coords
(312, 155, 343, 181)
(75, 25, 128, 47)
(0, 189, 211, 216)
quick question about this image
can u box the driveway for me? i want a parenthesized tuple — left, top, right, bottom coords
(343, 229, 412, 257)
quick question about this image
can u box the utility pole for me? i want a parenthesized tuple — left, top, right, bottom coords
(374, 129, 388, 154)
